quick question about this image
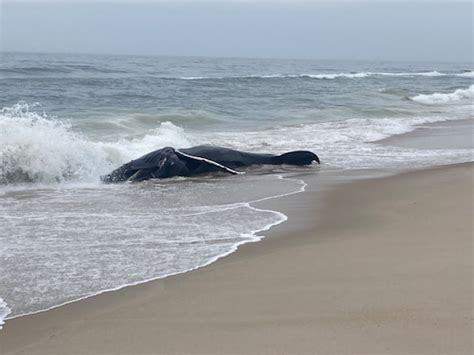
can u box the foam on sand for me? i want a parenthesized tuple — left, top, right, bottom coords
(0, 298, 11, 330)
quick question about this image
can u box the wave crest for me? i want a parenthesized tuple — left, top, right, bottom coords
(0, 103, 193, 184)
(178, 71, 459, 80)
(456, 71, 474, 78)
(411, 85, 474, 104)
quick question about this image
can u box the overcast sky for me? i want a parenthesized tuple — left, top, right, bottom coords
(1, 1, 472, 62)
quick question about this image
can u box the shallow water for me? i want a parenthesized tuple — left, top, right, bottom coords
(1, 170, 308, 318)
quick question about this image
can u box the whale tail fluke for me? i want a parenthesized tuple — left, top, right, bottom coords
(273, 150, 320, 166)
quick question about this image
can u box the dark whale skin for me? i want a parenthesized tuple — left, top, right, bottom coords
(101, 145, 320, 183)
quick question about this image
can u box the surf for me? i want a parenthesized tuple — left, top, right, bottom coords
(410, 85, 474, 104)
(0, 103, 193, 184)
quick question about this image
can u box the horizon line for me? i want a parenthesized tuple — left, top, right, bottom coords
(2, 50, 472, 65)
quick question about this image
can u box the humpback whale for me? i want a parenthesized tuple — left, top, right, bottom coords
(101, 145, 320, 183)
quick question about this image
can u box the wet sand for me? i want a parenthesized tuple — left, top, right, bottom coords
(1, 161, 472, 355)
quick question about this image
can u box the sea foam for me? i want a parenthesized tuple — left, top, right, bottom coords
(455, 71, 474, 78)
(0, 298, 11, 330)
(0, 103, 193, 184)
(177, 71, 464, 80)
(0, 103, 111, 184)
(0, 172, 304, 319)
(411, 85, 474, 104)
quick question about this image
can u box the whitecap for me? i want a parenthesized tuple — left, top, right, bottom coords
(0, 103, 193, 184)
(173, 71, 457, 80)
(455, 71, 474, 78)
(411, 85, 474, 104)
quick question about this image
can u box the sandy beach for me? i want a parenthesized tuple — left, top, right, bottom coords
(1, 160, 472, 355)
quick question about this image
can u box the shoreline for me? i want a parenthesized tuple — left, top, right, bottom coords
(2, 173, 308, 323)
(1, 161, 472, 354)
(2, 166, 389, 324)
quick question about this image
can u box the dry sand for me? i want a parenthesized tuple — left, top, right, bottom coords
(0, 163, 472, 355)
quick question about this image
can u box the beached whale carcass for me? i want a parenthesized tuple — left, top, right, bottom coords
(101, 145, 320, 183)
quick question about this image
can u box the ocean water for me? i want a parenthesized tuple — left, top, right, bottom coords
(0, 52, 473, 323)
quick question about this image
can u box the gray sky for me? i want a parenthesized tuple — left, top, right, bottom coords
(1, 1, 472, 61)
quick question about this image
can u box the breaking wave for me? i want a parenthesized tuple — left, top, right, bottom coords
(199, 115, 459, 151)
(178, 71, 469, 80)
(1, 100, 471, 184)
(455, 71, 474, 78)
(411, 85, 474, 104)
(0, 103, 193, 184)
